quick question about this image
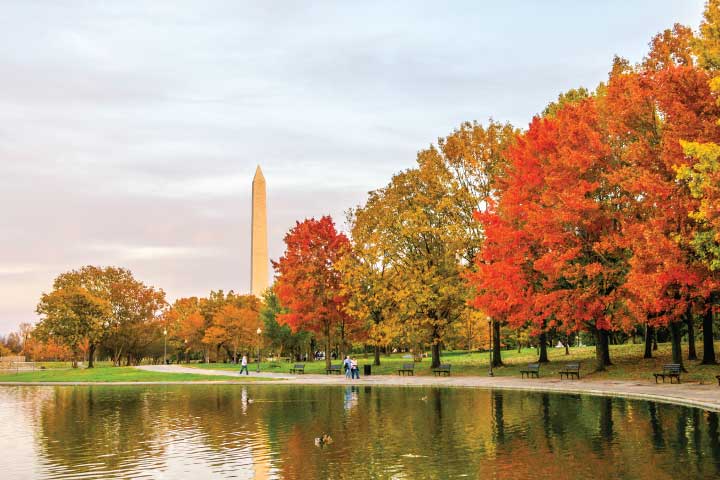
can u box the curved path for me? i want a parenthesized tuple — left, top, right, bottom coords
(135, 365, 720, 412)
(5, 364, 718, 412)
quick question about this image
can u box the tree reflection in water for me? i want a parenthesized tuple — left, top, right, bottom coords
(0, 385, 719, 479)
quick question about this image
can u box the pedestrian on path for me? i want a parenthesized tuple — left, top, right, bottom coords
(343, 355, 352, 379)
(239, 354, 249, 375)
(351, 357, 359, 379)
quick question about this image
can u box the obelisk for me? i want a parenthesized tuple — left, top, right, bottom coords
(251, 165, 269, 297)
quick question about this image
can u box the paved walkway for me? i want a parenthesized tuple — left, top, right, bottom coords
(134, 365, 720, 412)
(137, 364, 295, 379)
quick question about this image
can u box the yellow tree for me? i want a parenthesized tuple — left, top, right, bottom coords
(348, 121, 515, 368)
(342, 203, 401, 365)
(355, 165, 469, 368)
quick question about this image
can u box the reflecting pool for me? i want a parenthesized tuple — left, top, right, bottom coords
(1, 385, 719, 479)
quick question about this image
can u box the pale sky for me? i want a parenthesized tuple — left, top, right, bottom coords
(0, 0, 706, 334)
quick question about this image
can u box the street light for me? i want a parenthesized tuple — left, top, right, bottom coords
(163, 329, 167, 365)
(256, 327, 262, 373)
(488, 318, 494, 377)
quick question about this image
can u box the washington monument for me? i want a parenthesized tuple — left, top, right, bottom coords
(251, 165, 269, 297)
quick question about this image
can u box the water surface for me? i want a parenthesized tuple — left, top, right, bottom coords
(1, 385, 719, 479)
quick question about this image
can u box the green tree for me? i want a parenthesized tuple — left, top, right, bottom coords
(260, 288, 310, 361)
(35, 287, 110, 368)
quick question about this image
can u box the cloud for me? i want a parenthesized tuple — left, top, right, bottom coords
(0, 264, 45, 277)
(86, 244, 225, 261)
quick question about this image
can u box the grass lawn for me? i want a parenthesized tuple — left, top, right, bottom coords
(189, 341, 720, 384)
(0, 365, 268, 383)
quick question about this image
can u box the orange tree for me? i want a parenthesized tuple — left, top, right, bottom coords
(605, 24, 720, 367)
(677, 0, 720, 365)
(164, 297, 204, 362)
(273, 216, 351, 368)
(471, 97, 633, 371)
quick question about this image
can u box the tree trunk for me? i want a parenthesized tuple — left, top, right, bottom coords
(669, 321, 686, 371)
(653, 329, 658, 351)
(686, 311, 697, 361)
(373, 344, 381, 366)
(701, 308, 717, 365)
(431, 342, 441, 369)
(492, 319, 503, 367)
(538, 331, 549, 363)
(87, 343, 96, 368)
(564, 337, 570, 355)
(602, 330, 612, 366)
(594, 328, 612, 371)
(324, 323, 332, 370)
(113, 347, 123, 367)
(517, 330, 522, 353)
(339, 323, 346, 365)
(644, 324, 654, 359)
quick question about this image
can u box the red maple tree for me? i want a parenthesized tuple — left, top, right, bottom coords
(273, 216, 351, 368)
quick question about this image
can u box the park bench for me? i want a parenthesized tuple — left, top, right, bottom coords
(559, 362, 581, 380)
(397, 363, 415, 376)
(432, 364, 451, 376)
(289, 364, 305, 374)
(654, 363, 682, 384)
(520, 362, 540, 379)
(326, 365, 342, 375)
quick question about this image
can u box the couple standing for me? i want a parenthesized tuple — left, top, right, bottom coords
(343, 355, 359, 379)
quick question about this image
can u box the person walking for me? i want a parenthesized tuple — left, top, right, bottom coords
(350, 357, 359, 380)
(343, 355, 352, 379)
(239, 354, 249, 375)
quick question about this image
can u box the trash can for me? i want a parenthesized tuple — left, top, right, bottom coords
(363, 364, 371, 376)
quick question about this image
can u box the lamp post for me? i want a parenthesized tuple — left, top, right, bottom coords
(488, 318, 494, 377)
(256, 327, 262, 373)
(163, 329, 167, 365)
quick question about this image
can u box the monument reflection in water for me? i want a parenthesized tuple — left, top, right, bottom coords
(1, 385, 719, 479)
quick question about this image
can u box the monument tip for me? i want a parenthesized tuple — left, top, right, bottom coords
(253, 165, 264, 180)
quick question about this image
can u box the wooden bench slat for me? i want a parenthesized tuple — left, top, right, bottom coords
(559, 363, 581, 380)
(326, 365, 342, 374)
(520, 363, 540, 378)
(289, 364, 305, 374)
(654, 363, 682, 384)
(397, 363, 415, 376)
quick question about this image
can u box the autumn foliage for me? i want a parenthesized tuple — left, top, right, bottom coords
(15, 2, 720, 372)
(273, 216, 352, 368)
(466, 8, 720, 370)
